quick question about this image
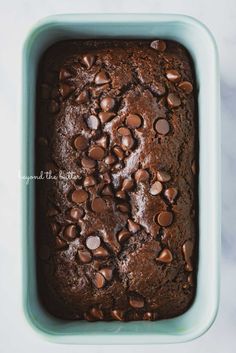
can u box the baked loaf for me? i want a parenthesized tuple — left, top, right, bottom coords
(36, 39, 197, 321)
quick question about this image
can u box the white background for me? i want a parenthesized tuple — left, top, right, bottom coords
(0, 0, 236, 352)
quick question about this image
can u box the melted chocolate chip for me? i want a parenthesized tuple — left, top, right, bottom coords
(157, 211, 173, 227)
(71, 189, 88, 204)
(77, 249, 92, 263)
(178, 81, 193, 94)
(150, 181, 163, 195)
(150, 40, 166, 52)
(135, 169, 149, 182)
(126, 114, 142, 128)
(182, 240, 193, 271)
(166, 69, 181, 82)
(156, 248, 173, 263)
(63, 224, 77, 240)
(127, 219, 141, 233)
(155, 119, 170, 135)
(82, 54, 95, 69)
(164, 187, 178, 203)
(94, 272, 106, 289)
(98, 111, 115, 123)
(88, 146, 105, 160)
(129, 295, 145, 308)
(74, 135, 88, 151)
(111, 310, 125, 321)
(91, 197, 106, 212)
(95, 70, 111, 85)
(167, 93, 181, 108)
(87, 115, 100, 130)
(100, 97, 115, 111)
(86, 235, 101, 250)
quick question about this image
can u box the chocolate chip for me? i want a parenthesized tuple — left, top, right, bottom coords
(121, 135, 134, 150)
(191, 160, 196, 175)
(93, 246, 109, 258)
(103, 233, 121, 253)
(164, 187, 178, 203)
(86, 235, 101, 250)
(155, 119, 170, 135)
(150, 181, 163, 195)
(98, 111, 115, 123)
(117, 229, 131, 243)
(63, 224, 77, 241)
(95, 70, 110, 85)
(59, 83, 75, 98)
(143, 312, 158, 321)
(157, 211, 173, 227)
(182, 240, 193, 271)
(99, 268, 113, 281)
(94, 272, 106, 289)
(150, 40, 166, 52)
(87, 115, 100, 130)
(96, 135, 109, 149)
(49, 100, 59, 114)
(50, 222, 60, 235)
(100, 97, 115, 111)
(59, 67, 72, 81)
(101, 172, 111, 184)
(135, 169, 149, 182)
(188, 273, 194, 286)
(167, 93, 181, 108)
(39, 245, 50, 261)
(71, 189, 88, 204)
(105, 155, 116, 165)
(117, 127, 131, 136)
(156, 170, 171, 182)
(129, 295, 144, 308)
(111, 310, 125, 321)
(113, 145, 125, 159)
(74, 135, 88, 151)
(83, 175, 97, 187)
(117, 203, 130, 213)
(89, 307, 104, 320)
(115, 190, 126, 199)
(81, 157, 96, 169)
(166, 69, 181, 82)
(122, 178, 134, 191)
(127, 219, 141, 233)
(91, 197, 106, 212)
(67, 207, 84, 221)
(82, 54, 95, 69)
(55, 236, 67, 250)
(75, 90, 89, 104)
(178, 81, 193, 94)
(156, 248, 173, 263)
(88, 146, 105, 160)
(101, 185, 113, 196)
(77, 249, 92, 264)
(126, 114, 142, 128)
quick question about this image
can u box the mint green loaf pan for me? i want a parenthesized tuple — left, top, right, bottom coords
(21, 14, 220, 344)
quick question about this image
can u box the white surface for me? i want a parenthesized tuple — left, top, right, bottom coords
(0, 0, 235, 352)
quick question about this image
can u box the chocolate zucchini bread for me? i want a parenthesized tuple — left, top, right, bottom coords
(36, 39, 197, 321)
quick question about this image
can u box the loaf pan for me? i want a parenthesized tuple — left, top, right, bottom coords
(21, 14, 220, 344)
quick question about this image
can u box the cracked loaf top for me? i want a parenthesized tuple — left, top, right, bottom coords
(36, 39, 197, 321)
